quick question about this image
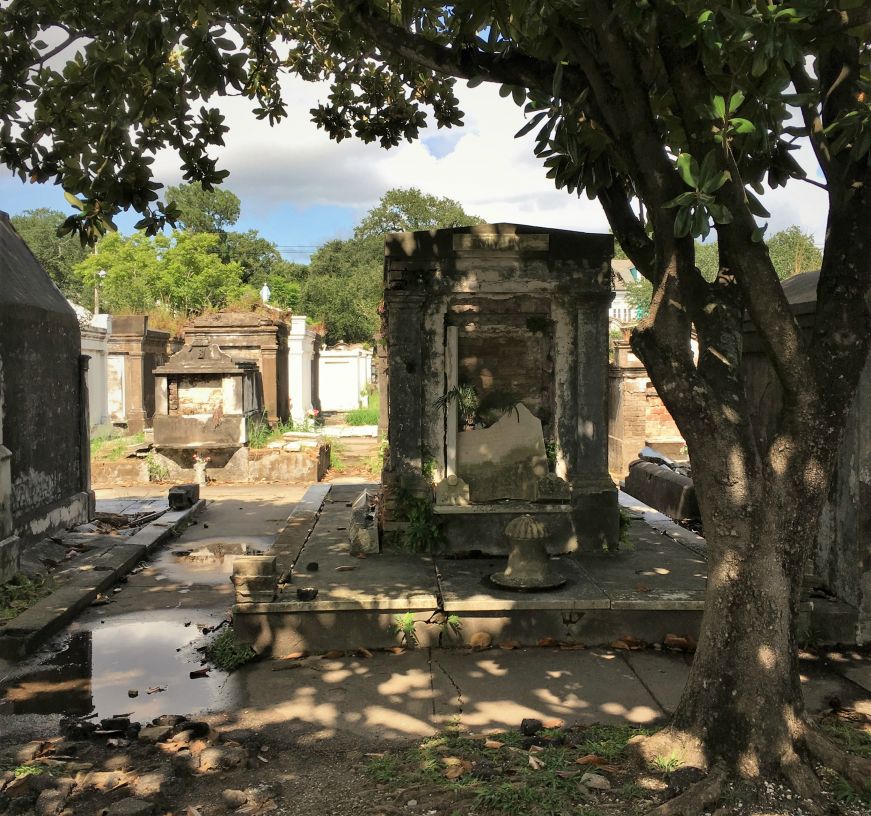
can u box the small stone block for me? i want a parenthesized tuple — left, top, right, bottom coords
(168, 484, 200, 510)
(435, 475, 470, 506)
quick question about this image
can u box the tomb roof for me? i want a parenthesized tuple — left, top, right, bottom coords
(0, 211, 79, 324)
(154, 339, 257, 375)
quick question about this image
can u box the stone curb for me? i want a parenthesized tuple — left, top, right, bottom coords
(270, 483, 331, 578)
(0, 499, 206, 659)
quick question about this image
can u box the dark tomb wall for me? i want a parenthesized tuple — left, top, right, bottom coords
(0, 214, 85, 528)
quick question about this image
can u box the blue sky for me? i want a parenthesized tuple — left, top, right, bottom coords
(0, 77, 827, 263)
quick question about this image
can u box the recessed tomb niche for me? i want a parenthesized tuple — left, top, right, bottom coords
(380, 223, 618, 555)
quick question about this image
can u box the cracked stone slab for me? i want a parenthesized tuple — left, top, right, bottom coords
(431, 647, 664, 731)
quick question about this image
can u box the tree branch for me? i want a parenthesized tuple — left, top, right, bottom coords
(789, 63, 830, 180)
(597, 180, 656, 280)
(334, 0, 562, 95)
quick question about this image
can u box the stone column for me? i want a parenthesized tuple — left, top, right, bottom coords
(287, 316, 310, 423)
(444, 326, 459, 477)
(384, 291, 426, 489)
(260, 347, 280, 424)
(124, 351, 147, 434)
(571, 294, 618, 550)
(79, 355, 95, 518)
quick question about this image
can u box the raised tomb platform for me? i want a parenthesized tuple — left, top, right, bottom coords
(380, 222, 619, 554)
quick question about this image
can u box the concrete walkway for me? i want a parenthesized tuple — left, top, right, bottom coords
(216, 642, 871, 749)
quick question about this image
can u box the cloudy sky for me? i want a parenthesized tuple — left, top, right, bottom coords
(0, 73, 827, 263)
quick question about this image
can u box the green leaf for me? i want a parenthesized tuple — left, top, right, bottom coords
(676, 153, 700, 188)
(515, 111, 547, 138)
(702, 171, 730, 193)
(674, 206, 692, 238)
(730, 118, 756, 134)
(707, 202, 733, 224)
(64, 191, 84, 211)
(712, 95, 726, 119)
(466, 76, 485, 88)
(552, 62, 564, 99)
(745, 190, 771, 218)
(728, 91, 745, 113)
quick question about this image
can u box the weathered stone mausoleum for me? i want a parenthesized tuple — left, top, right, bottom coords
(152, 340, 261, 449)
(381, 222, 618, 553)
(0, 213, 92, 582)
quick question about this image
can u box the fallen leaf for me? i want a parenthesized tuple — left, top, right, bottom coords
(321, 650, 345, 659)
(356, 648, 374, 658)
(386, 646, 405, 655)
(634, 583, 651, 593)
(556, 770, 580, 778)
(528, 754, 544, 770)
(484, 740, 504, 749)
(575, 755, 618, 773)
(663, 633, 696, 653)
(558, 642, 586, 651)
(537, 636, 558, 647)
(281, 651, 307, 661)
(189, 668, 209, 679)
(498, 640, 520, 650)
(610, 635, 644, 651)
(528, 744, 545, 754)
(146, 686, 166, 695)
(542, 718, 564, 729)
(335, 565, 355, 572)
(257, 754, 269, 763)
(444, 765, 464, 780)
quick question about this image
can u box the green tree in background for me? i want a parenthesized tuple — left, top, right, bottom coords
(11, 208, 90, 302)
(299, 187, 481, 344)
(164, 182, 304, 303)
(75, 231, 245, 316)
(354, 187, 482, 238)
(767, 225, 824, 280)
(164, 182, 241, 234)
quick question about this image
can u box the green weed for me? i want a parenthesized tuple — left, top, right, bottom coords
(0, 574, 54, 623)
(204, 628, 257, 672)
(821, 721, 871, 759)
(145, 451, 169, 481)
(346, 393, 379, 426)
(393, 611, 418, 648)
(651, 752, 684, 774)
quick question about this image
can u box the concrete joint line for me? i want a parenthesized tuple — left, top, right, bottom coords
(432, 655, 464, 718)
(616, 651, 668, 718)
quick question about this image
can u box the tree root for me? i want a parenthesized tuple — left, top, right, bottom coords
(804, 726, 871, 792)
(643, 765, 726, 816)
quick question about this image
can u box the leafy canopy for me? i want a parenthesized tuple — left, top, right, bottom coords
(299, 187, 482, 344)
(11, 209, 90, 302)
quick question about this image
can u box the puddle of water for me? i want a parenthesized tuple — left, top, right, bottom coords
(1, 614, 232, 720)
(151, 536, 271, 586)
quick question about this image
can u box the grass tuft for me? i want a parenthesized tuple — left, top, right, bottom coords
(204, 628, 257, 672)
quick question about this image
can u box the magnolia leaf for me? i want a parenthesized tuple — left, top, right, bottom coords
(711, 95, 726, 119)
(64, 191, 84, 211)
(676, 153, 699, 188)
(730, 117, 756, 134)
(728, 91, 745, 113)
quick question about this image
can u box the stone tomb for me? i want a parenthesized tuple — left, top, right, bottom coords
(381, 223, 618, 554)
(152, 340, 260, 449)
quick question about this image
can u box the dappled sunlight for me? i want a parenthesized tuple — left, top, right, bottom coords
(757, 645, 777, 671)
(599, 702, 660, 723)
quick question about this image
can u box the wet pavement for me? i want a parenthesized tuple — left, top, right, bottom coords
(0, 483, 306, 737)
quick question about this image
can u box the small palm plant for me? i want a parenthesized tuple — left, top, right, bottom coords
(433, 384, 479, 429)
